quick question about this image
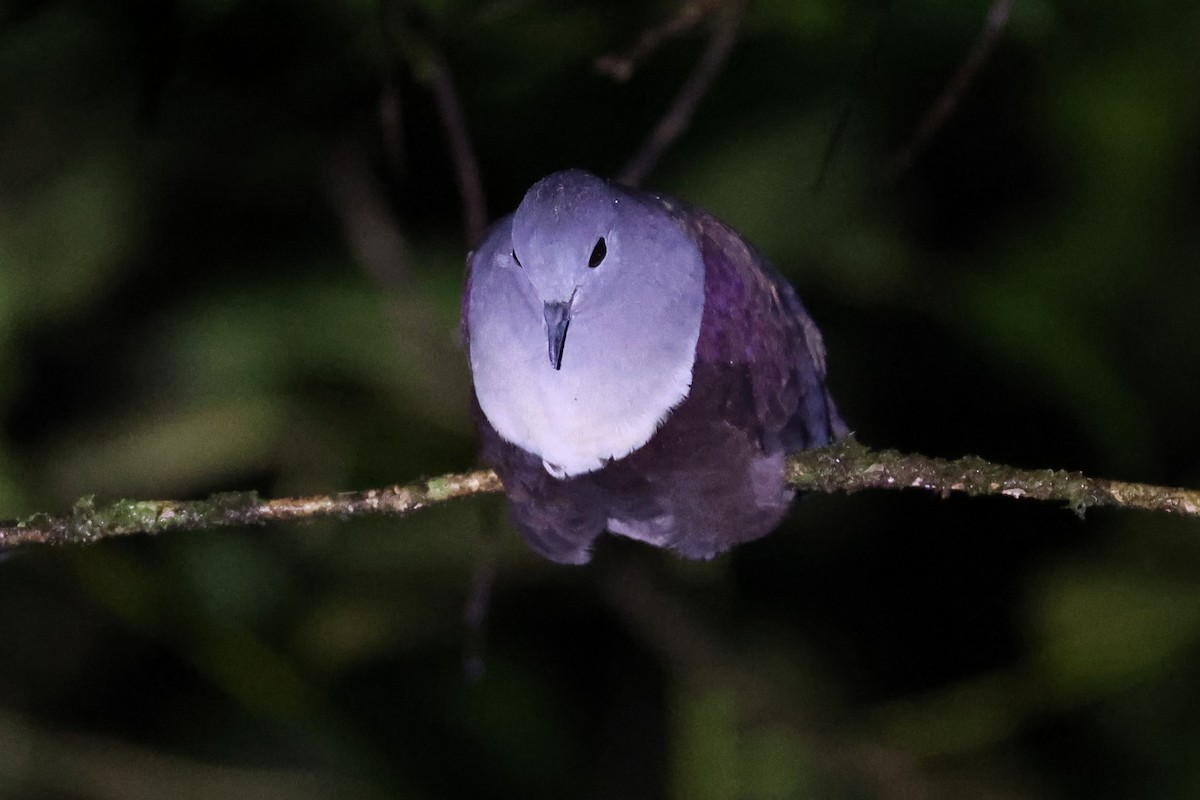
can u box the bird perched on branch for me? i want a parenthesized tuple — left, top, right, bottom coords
(464, 169, 846, 564)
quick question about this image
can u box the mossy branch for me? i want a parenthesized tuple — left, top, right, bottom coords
(786, 437, 1200, 516)
(1, 437, 1196, 549)
(0, 472, 503, 549)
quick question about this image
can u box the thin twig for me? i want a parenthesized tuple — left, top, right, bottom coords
(812, 102, 854, 192)
(3, 438, 1197, 550)
(595, 0, 718, 83)
(462, 504, 501, 682)
(812, 1, 894, 191)
(325, 144, 412, 289)
(424, 48, 488, 248)
(378, 79, 406, 177)
(368, 3, 485, 247)
(617, 0, 746, 188)
(882, 0, 1014, 185)
(372, 0, 406, 175)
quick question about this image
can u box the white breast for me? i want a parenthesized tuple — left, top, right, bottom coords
(469, 249, 703, 477)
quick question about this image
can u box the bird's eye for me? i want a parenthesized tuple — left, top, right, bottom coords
(511, 249, 522, 267)
(588, 237, 607, 269)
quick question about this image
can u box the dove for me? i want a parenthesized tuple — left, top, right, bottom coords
(464, 169, 846, 564)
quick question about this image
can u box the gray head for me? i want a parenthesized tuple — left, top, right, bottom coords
(468, 170, 706, 477)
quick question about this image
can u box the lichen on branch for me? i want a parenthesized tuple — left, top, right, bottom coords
(788, 437, 1200, 517)
(1, 438, 1196, 549)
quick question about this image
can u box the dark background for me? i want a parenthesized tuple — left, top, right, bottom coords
(2, 0, 1199, 797)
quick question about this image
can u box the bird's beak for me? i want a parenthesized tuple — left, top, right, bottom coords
(543, 300, 572, 370)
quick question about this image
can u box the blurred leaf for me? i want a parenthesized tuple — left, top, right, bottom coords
(1, 154, 143, 321)
(671, 683, 739, 800)
(1029, 560, 1200, 701)
(959, 275, 1155, 473)
(156, 275, 470, 434)
(45, 398, 285, 498)
(172, 532, 294, 627)
(868, 671, 1033, 760)
(741, 726, 819, 798)
(450, 655, 584, 794)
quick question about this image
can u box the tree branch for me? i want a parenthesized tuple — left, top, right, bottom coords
(788, 437, 1200, 516)
(2, 438, 1196, 549)
(882, 0, 1014, 185)
(0, 471, 502, 549)
(423, 47, 489, 249)
(616, 0, 746, 188)
(595, 0, 719, 83)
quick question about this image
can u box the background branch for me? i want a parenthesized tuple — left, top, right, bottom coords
(595, 0, 719, 82)
(423, 47, 488, 248)
(4, 438, 1195, 550)
(882, 0, 1014, 184)
(616, 0, 746, 188)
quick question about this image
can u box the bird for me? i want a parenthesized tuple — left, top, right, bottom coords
(463, 169, 847, 564)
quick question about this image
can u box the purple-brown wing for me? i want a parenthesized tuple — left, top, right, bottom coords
(683, 208, 847, 451)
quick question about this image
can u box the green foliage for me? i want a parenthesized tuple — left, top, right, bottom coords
(1, 0, 1199, 797)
